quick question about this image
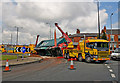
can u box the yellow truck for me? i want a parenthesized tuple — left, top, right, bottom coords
(0, 45, 6, 53)
(63, 38, 110, 63)
(29, 44, 37, 54)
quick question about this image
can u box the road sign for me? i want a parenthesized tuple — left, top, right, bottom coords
(22, 47, 26, 53)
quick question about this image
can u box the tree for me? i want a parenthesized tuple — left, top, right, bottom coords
(101, 31, 107, 40)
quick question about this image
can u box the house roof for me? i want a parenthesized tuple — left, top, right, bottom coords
(69, 33, 98, 38)
(106, 29, 120, 35)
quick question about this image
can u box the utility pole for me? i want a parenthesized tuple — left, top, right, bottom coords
(110, 13, 113, 50)
(11, 33, 12, 45)
(97, 0, 100, 39)
(15, 26, 23, 45)
(46, 23, 52, 40)
(110, 13, 113, 36)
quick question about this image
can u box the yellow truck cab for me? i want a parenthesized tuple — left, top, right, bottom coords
(0, 45, 6, 53)
(63, 39, 110, 63)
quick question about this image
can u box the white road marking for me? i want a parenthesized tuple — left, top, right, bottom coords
(105, 64, 107, 66)
(107, 66, 110, 68)
(109, 69, 113, 72)
(111, 74, 116, 78)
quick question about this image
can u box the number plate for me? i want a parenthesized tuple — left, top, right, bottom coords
(102, 58, 105, 60)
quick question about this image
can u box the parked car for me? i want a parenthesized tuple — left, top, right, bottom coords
(111, 48, 120, 60)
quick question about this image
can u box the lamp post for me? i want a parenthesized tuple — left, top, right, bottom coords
(110, 13, 113, 37)
(110, 13, 113, 51)
(11, 33, 12, 45)
(46, 23, 51, 40)
(97, 0, 101, 39)
(14, 26, 23, 45)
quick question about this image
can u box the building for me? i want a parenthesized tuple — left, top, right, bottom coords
(68, 29, 98, 42)
(101, 26, 120, 51)
(68, 26, 120, 51)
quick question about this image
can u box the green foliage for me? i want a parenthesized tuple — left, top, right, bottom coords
(101, 31, 107, 40)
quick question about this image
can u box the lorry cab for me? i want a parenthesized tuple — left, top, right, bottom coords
(82, 39, 110, 62)
(63, 39, 110, 63)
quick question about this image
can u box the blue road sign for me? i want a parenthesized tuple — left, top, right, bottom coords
(22, 47, 26, 53)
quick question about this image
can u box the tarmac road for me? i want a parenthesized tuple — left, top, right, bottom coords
(2, 58, 119, 82)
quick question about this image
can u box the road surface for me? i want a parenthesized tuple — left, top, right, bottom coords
(2, 58, 119, 82)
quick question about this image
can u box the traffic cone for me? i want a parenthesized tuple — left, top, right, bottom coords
(68, 58, 76, 70)
(3, 59, 11, 72)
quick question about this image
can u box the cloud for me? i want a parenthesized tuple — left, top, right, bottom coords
(2, 2, 108, 44)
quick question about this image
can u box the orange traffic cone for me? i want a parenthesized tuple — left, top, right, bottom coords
(68, 58, 76, 70)
(3, 59, 11, 72)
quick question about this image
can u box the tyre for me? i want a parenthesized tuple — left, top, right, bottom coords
(64, 53, 67, 59)
(78, 55, 83, 62)
(111, 56, 117, 60)
(67, 54, 70, 59)
(85, 56, 91, 63)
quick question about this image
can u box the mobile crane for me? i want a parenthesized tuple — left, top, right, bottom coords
(55, 23, 110, 63)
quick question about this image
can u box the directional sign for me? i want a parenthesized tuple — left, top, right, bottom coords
(15, 46, 30, 54)
(22, 47, 26, 53)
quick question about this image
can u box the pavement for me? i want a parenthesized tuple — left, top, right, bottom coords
(1, 56, 56, 67)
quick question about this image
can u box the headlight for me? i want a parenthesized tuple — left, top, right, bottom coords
(94, 56, 98, 58)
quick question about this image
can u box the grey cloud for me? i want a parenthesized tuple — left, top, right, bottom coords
(2, 2, 108, 44)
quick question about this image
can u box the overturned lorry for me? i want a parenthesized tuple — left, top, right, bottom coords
(34, 38, 67, 56)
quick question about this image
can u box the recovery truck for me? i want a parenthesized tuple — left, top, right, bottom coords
(64, 35, 110, 63)
(55, 23, 110, 63)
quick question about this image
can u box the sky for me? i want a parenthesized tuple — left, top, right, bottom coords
(0, 0, 119, 45)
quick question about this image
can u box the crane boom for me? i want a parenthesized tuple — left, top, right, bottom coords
(55, 23, 72, 43)
(35, 35, 39, 47)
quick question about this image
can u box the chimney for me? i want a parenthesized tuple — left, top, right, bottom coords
(66, 32, 68, 35)
(104, 26, 106, 33)
(76, 29, 80, 34)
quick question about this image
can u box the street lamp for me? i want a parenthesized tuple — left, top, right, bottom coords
(110, 13, 113, 51)
(46, 23, 52, 40)
(110, 13, 113, 36)
(14, 26, 23, 45)
(97, 0, 101, 39)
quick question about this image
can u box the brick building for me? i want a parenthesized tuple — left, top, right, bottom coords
(68, 27, 120, 51)
(101, 26, 120, 51)
(69, 29, 98, 42)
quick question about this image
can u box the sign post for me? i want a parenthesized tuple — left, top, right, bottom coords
(22, 47, 26, 60)
(15, 47, 19, 61)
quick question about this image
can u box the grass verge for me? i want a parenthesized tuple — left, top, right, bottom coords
(1, 55, 28, 60)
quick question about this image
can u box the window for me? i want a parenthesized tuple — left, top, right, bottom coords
(111, 35, 114, 41)
(74, 45, 77, 49)
(118, 35, 120, 41)
(110, 44, 113, 50)
(119, 44, 120, 48)
(86, 42, 109, 49)
(114, 44, 116, 50)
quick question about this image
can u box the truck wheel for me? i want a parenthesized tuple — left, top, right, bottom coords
(78, 55, 83, 62)
(64, 53, 67, 59)
(85, 56, 91, 63)
(67, 54, 70, 59)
